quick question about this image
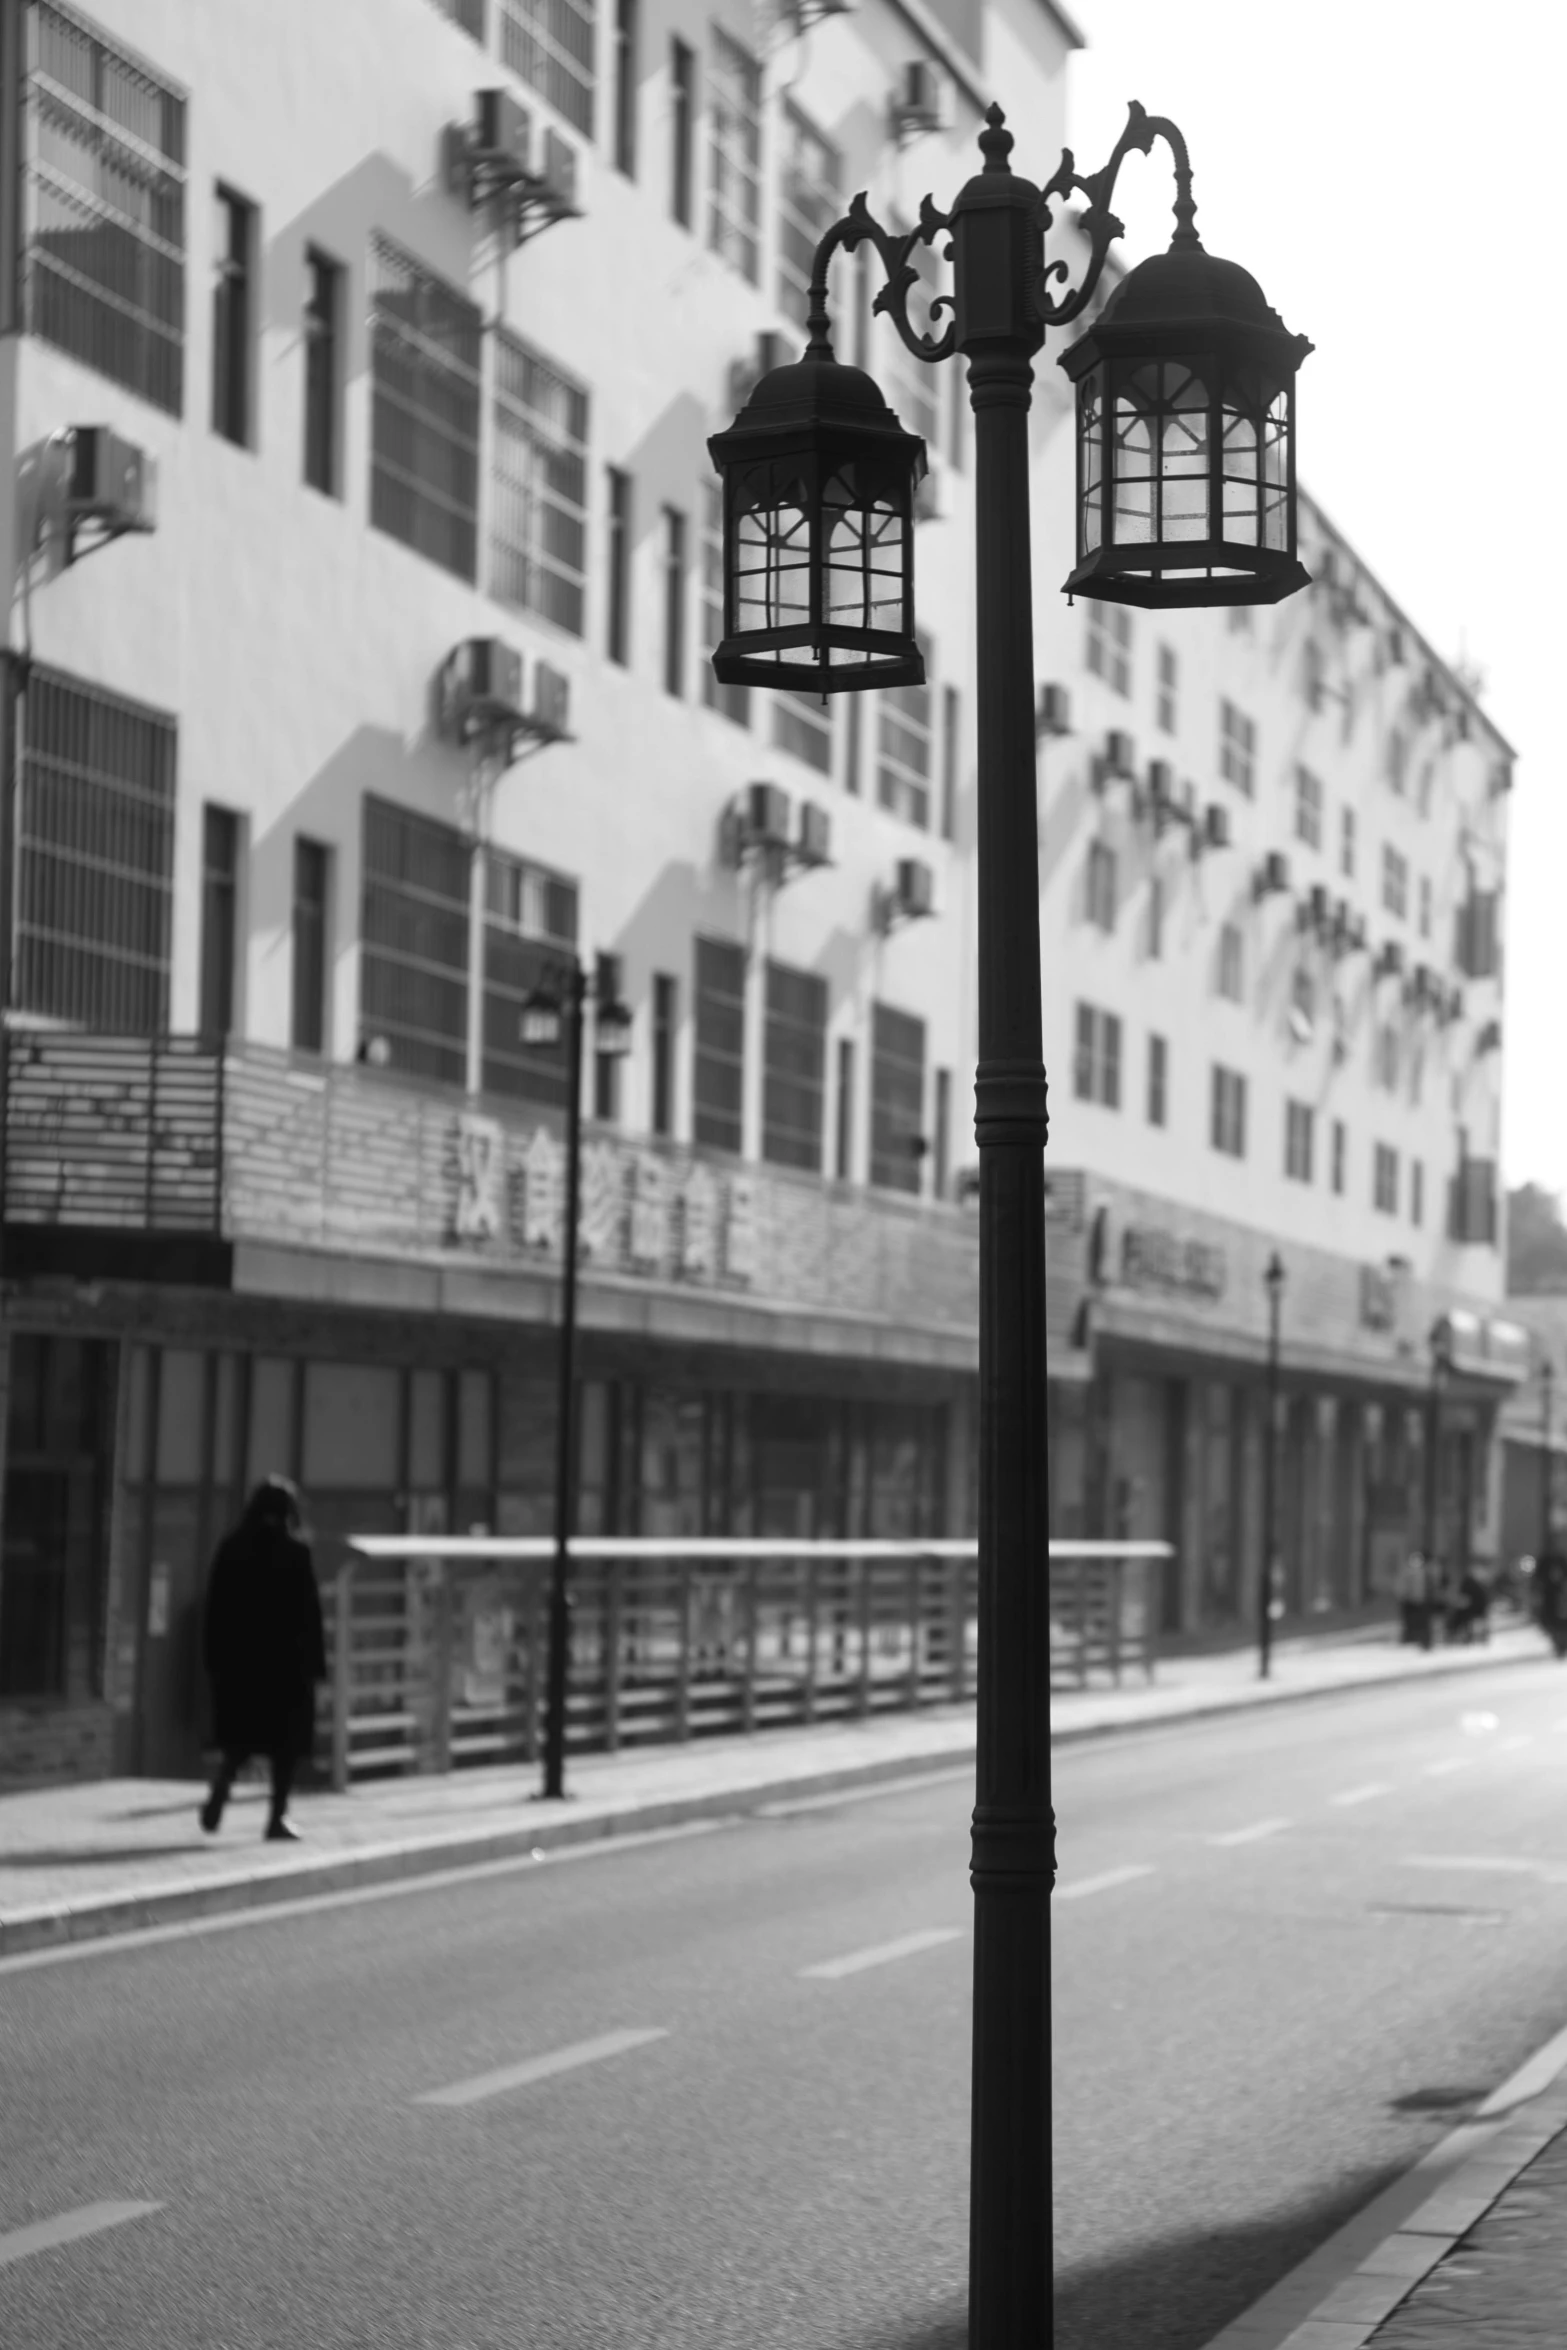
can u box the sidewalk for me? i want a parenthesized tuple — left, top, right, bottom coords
(0, 1612, 1551, 1962)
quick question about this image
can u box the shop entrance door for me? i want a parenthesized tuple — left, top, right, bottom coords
(0, 1338, 115, 1708)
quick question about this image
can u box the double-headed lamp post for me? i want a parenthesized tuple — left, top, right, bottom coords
(521, 952, 634, 1804)
(706, 99, 1311, 2346)
(1541, 1351, 1557, 1561)
(1259, 1253, 1286, 1680)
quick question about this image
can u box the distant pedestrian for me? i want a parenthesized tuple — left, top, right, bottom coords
(200, 1477, 326, 1841)
(1535, 1550, 1567, 1661)
(1395, 1550, 1434, 1648)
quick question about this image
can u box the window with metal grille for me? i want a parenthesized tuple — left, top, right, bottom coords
(1072, 1003, 1121, 1109)
(870, 1002, 925, 1193)
(1373, 1141, 1398, 1214)
(670, 37, 695, 226)
(1156, 642, 1177, 732)
(1086, 840, 1117, 932)
(1449, 1152, 1496, 1244)
(498, 0, 596, 136)
(773, 691, 831, 774)
(877, 639, 932, 826)
(1086, 604, 1131, 696)
(1147, 1032, 1167, 1126)
(1332, 1118, 1346, 1194)
(762, 958, 826, 1172)
(707, 29, 761, 284)
(23, 4, 187, 416)
(199, 804, 240, 1037)
(15, 666, 175, 1033)
(1374, 1021, 1400, 1091)
(700, 476, 747, 723)
(1385, 726, 1408, 794)
(693, 935, 745, 1153)
(1210, 1063, 1246, 1157)
(1295, 765, 1322, 849)
(1456, 888, 1499, 978)
(210, 185, 254, 445)
(611, 0, 637, 174)
(368, 236, 481, 582)
(777, 102, 839, 326)
(1217, 922, 1244, 1001)
(1382, 843, 1408, 919)
(606, 464, 633, 665)
(834, 1036, 854, 1178)
(663, 505, 687, 695)
(652, 971, 676, 1135)
(302, 247, 342, 495)
(1219, 699, 1256, 793)
(1284, 1098, 1313, 1182)
(359, 796, 470, 1085)
(292, 837, 330, 1055)
(481, 845, 579, 1105)
(491, 330, 589, 633)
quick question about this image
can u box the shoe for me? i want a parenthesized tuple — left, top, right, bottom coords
(264, 1817, 302, 1842)
(200, 1792, 224, 1834)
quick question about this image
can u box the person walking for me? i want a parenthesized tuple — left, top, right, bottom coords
(1535, 1548, 1567, 1661)
(199, 1477, 326, 1841)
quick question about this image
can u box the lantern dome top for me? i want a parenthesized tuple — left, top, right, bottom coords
(740, 348, 906, 429)
(1064, 239, 1313, 379)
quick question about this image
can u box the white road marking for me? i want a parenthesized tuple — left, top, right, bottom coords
(800, 1926, 965, 1979)
(1424, 1757, 1475, 1776)
(415, 2026, 669, 2107)
(1331, 1782, 1393, 1807)
(1056, 1864, 1156, 1902)
(1400, 1855, 1555, 1877)
(1206, 1818, 1291, 1847)
(0, 2202, 162, 2270)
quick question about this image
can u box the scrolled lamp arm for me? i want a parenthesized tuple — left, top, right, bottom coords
(803, 189, 957, 369)
(1035, 97, 1198, 330)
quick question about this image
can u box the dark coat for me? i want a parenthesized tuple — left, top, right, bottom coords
(203, 1519, 327, 1757)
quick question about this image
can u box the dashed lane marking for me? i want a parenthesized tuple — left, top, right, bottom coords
(1423, 1757, 1475, 1776)
(1331, 1782, 1393, 1807)
(799, 1926, 965, 1979)
(1056, 1864, 1156, 1902)
(1400, 1854, 1562, 1879)
(0, 2202, 162, 2270)
(415, 2026, 669, 2107)
(1206, 1818, 1291, 1847)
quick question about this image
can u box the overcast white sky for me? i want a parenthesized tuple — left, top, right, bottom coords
(1060, 1, 1564, 1201)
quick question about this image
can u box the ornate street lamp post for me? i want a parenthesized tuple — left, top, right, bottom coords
(1259, 1253, 1286, 1680)
(523, 953, 634, 1804)
(1423, 1317, 1452, 1650)
(709, 100, 1310, 2348)
(1541, 1352, 1556, 1562)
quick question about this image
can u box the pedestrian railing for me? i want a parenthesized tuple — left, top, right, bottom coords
(325, 1537, 1174, 1789)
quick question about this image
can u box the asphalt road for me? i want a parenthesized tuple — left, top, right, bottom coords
(4, 1655, 1567, 2349)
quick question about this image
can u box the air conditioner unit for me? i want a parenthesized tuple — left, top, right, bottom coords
(1256, 850, 1290, 897)
(1376, 939, 1405, 980)
(1104, 729, 1135, 780)
(797, 800, 832, 867)
(1036, 682, 1071, 738)
(1146, 757, 1175, 802)
(747, 781, 792, 846)
(895, 857, 935, 919)
(1306, 882, 1330, 931)
(1385, 625, 1407, 667)
(540, 127, 578, 211)
(1488, 760, 1513, 798)
(532, 661, 571, 737)
(1201, 803, 1231, 851)
(896, 58, 949, 135)
(728, 330, 787, 411)
(442, 636, 525, 739)
(476, 86, 531, 178)
(1476, 1018, 1502, 1054)
(65, 426, 156, 541)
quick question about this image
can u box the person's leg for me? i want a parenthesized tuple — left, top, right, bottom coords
(201, 1748, 246, 1833)
(264, 1747, 299, 1838)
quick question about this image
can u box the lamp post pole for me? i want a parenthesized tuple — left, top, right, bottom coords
(1542, 1356, 1556, 1562)
(540, 957, 586, 1803)
(1423, 1326, 1446, 1648)
(1259, 1254, 1285, 1680)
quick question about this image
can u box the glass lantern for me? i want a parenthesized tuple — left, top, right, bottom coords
(707, 350, 927, 694)
(1060, 244, 1312, 608)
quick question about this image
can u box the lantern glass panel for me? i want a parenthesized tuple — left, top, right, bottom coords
(1111, 361, 1211, 549)
(1079, 369, 1104, 555)
(1220, 369, 1292, 551)
(823, 464, 909, 670)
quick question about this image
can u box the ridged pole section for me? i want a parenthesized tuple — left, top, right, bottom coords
(950, 108, 1053, 2347)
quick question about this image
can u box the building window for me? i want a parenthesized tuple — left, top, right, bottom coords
(1294, 765, 1323, 850)
(1418, 874, 1432, 939)
(762, 959, 827, 1172)
(870, 1002, 926, 1193)
(594, 1032, 620, 1123)
(834, 1037, 854, 1179)
(1156, 643, 1177, 733)
(491, 332, 589, 634)
(199, 804, 241, 1037)
(611, 0, 638, 175)
(1331, 1118, 1346, 1195)
(1374, 1021, 1400, 1092)
(15, 667, 175, 1033)
(23, 4, 188, 416)
(498, 0, 596, 136)
(1086, 603, 1132, 696)
(1411, 1158, 1424, 1226)
(482, 845, 579, 1105)
(1382, 843, 1409, 919)
(606, 465, 632, 666)
(1340, 806, 1356, 878)
(1450, 1150, 1498, 1246)
(1456, 888, 1500, 978)
(940, 686, 960, 842)
(933, 1067, 951, 1200)
(1385, 727, 1408, 795)
(777, 102, 839, 327)
(302, 247, 341, 495)
(1147, 874, 1164, 961)
(1210, 1064, 1247, 1158)
(844, 693, 862, 796)
(1073, 1003, 1122, 1109)
(773, 692, 831, 775)
(211, 186, 255, 446)
(693, 935, 745, 1153)
(651, 972, 677, 1136)
(670, 38, 695, 227)
(1147, 1032, 1167, 1127)
(707, 29, 761, 284)
(0, 1335, 116, 1700)
(662, 505, 688, 695)
(1284, 1098, 1313, 1182)
(877, 652, 933, 827)
(1086, 840, 1117, 933)
(360, 797, 471, 1086)
(1374, 1141, 1399, 1215)
(700, 477, 747, 724)
(1217, 922, 1244, 1002)
(291, 837, 330, 1055)
(368, 237, 481, 582)
(1219, 700, 1257, 794)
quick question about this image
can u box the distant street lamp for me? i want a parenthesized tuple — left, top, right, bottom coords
(1541, 1351, 1557, 1561)
(1422, 1317, 1453, 1648)
(522, 952, 634, 1804)
(708, 100, 1311, 2350)
(1259, 1253, 1286, 1680)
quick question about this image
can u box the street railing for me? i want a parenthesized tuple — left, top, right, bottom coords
(325, 1536, 1173, 1789)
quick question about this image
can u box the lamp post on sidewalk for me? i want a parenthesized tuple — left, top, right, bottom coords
(707, 102, 1311, 2349)
(1541, 1351, 1556, 1562)
(1422, 1317, 1452, 1648)
(1259, 1253, 1285, 1680)
(521, 952, 633, 1804)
